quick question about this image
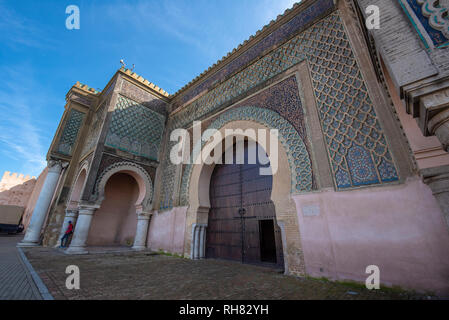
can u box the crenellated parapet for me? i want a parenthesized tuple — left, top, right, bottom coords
(0, 171, 36, 191)
(118, 67, 170, 98)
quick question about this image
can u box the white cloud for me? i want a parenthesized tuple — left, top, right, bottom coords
(0, 65, 58, 176)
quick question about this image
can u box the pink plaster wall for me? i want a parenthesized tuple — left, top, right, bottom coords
(87, 173, 138, 246)
(147, 206, 187, 254)
(293, 177, 449, 295)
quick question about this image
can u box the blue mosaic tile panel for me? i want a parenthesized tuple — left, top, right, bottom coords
(105, 95, 166, 161)
(304, 14, 399, 188)
(404, 0, 449, 47)
(159, 11, 400, 209)
(174, 0, 335, 108)
(57, 109, 85, 156)
(159, 162, 176, 210)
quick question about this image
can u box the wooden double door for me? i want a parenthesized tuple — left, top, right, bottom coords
(206, 142, 284, 269)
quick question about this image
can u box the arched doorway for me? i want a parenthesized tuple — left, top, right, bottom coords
(206, 140, 284, 268)
(87, 172, 138, 246)
(66, 161, 153, 254)
(185, 117, 310, 274)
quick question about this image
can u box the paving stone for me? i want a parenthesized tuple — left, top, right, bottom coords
(20, 247, 432, 300)
(0, 235, 42, 300)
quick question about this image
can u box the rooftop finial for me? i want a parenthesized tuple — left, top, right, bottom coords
(120, 59, 126, 68)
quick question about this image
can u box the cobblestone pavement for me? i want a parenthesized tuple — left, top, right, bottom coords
(0, 235, 42, 300)
(23, 247, 429, 300)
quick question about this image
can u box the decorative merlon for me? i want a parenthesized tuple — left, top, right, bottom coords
(73, 81, 101, 95)
(118, 67, 170, 97)
(1, 171, 35, 182)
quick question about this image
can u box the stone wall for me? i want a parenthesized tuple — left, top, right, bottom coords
(0, 171, 37, 208)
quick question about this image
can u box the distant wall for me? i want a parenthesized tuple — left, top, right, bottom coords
(0, 171, 37, 207)
(0, 170, 47, 230)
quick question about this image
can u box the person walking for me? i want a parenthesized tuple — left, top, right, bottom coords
(60, 221, 74, 248)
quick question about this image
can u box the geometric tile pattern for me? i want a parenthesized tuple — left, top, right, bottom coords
(57, 109, 85, 156)
(173, 0, 335, 107)
(159, 162, 177, 210)
(159, 12, 399, 209)
(82, 98, 109, 156)
(178, 106, 313, 206)
(105, 95, 166, 161)
(304, 14, 399, 188)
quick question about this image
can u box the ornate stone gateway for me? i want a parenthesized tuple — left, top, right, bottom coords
(206, 142, 284, 269)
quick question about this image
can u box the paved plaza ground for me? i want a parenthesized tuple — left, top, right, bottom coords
(0, 235, 42, 300)
(19, 245, 432, 300)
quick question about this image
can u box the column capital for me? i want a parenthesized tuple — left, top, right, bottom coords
(428, 107, 449, 152)
(193, 223, 207, 228)
(135, 205, 152, 219)
(78, 203, 100, 215)
(137, 211, 152, 220)
(64, 209, 78, 218)
(47, 159, 69, 172)
(421, 165, 449, 195)
(421, 165, 449, 230)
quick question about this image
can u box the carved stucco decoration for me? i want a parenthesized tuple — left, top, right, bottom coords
(93, 161, 154, 210)
(417, 0, 449, 39)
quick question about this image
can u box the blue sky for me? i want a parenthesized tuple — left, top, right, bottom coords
(0, 0, 297, 177)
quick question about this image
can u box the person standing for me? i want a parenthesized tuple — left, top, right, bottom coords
(60, 221, 74, 248)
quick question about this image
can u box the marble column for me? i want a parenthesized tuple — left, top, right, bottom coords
(190, 223, 198, 259)
(199, 224, 206, 259)
(65, 204, 98, 255)
(191, 223, 207, 259)
(132, 206, 152, 251)
(18, 160, 67, 247)
(56, 209, 79, 247)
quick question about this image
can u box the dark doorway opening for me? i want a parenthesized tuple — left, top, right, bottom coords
(259, 219, 277, 263)
(206, 140, 284, 270)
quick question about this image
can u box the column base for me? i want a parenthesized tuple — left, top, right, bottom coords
(132, 245, 147, 251)
(17, 241, 40, 247)
(65, 246, 89, 255)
